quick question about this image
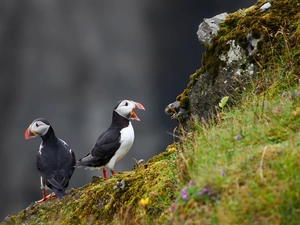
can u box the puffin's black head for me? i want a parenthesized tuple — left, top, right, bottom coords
(114, 100, 145, 121)
(24, 118, 51, 139)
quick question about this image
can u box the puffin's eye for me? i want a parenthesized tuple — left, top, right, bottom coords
(125, 102, 128, 106)
(36, 123, 39, 127)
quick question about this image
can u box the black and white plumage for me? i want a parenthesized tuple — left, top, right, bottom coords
(24, 118, 76, 203)
(76, 100, 145, 178)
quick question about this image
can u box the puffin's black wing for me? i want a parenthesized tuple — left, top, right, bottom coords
(77, 128, 121, 167)
(36, 138, 76, 196)
(58, 138, 76, 178)
(36, 152, 64, 190)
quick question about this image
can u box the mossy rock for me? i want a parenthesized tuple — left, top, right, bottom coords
(1, 150, 178, 225)
(167, 0, 300, 127)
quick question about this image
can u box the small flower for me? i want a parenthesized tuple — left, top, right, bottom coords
(167, 147, 177, 153)
(198, 191, 203, 196)
(169, 202, 176, 212)
(180, 187, 188, 200)
(234, 134, 242, 140)
(198, 188, 211, 196)
(188, 180, 195, 186)
(281, 92, 289, 97)
(220, 171, 225, 177)
(139, 197, 149, 215)
(202, 188, 211, 195)
(139, 197, 149, 207)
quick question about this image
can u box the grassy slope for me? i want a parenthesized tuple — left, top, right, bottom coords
(168, 1, 300, 223)
(170, 88, 300, 224)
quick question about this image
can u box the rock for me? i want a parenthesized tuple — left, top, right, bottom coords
(246, 32, 263, 56)
(260, 2, 271, 11)
(197, 12, 228, 45)
(3, 216, 13, 224)
(165, 101, 188, 121)
(167, 0, 300, 127)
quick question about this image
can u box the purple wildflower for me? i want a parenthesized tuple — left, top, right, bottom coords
(198, 188, 211, 196)
(202, 188, 211, 195)
(220, 171, 225, 177)
(188, 180, 195, 186)
(198, 191, 204, 196)
(234, 134, 242, 140)
(281, 92, 289, 97)
(180, 187, 188, 200)
(169, 202, 176, 212)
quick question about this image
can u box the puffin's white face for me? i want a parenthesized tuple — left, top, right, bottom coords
(24, 119, 51, 139)
(114, 100, 145, 121)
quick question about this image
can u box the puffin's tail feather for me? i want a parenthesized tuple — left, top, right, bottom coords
(76, 154, 106, 168)
(53, 188, 66, 198)
(76, 160, 87, 168)
(76, 156, 94, 167)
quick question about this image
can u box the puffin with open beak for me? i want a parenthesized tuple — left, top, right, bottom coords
(24, 118, 76, 203)
(76, 100, 145, 178)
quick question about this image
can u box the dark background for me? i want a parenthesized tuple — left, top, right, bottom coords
(0, 0, 255, 219)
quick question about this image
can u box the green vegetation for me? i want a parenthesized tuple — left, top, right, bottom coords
(169, 5, 300, 221)
(2, 1, 300, 224)
(3, 150, 178, 225)
(171, 88, 300, 224)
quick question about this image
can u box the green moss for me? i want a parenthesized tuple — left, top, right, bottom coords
(2, 150, 179, 225)
(176, 68, 204, 109)
(266, 127, 289, 143)
(179, 96, 189, 109)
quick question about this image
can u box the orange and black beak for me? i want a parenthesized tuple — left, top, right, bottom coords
(129, 101, 145, 121)
(24, 125, 37, 139)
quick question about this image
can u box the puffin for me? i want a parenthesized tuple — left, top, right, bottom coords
(24, 118, 76, 203)
(76, 100, 145, 178)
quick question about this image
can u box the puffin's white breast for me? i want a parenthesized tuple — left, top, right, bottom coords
(106, 122, 134, 169)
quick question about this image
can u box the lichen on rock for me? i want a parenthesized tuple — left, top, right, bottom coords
(197, 12, 229, 45)
(166, 0, 300, 127)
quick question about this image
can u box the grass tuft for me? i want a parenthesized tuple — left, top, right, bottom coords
(171, 82, 300, 224)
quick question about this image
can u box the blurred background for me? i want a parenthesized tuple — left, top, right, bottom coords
(0, 0, 255, 219)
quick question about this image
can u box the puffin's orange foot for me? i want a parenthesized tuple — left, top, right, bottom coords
(110, 169, 115, 175)
(103, 169, 107, 178)
(46, 192, 56, 198)
(102, 169, 115, 178)
(36, 192, 56, 203)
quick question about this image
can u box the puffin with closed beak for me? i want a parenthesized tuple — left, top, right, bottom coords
(24, 118, 76, 203)
(77, 100, 145, 178)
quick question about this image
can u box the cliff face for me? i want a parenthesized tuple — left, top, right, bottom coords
(166, 0, 300, 126)
(2, 0, 300, 224)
